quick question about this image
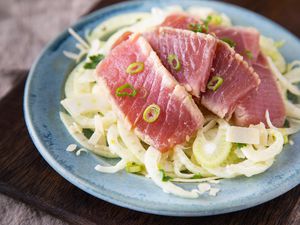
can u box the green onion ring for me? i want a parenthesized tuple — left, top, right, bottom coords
(126, 62, 144, 75)
(143, 104, 161, 123)
(115, 83, 137, 97)
(207, 76, 224, 91)
(167, 54, 181, 71)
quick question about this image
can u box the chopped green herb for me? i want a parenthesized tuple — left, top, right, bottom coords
(83, 54, 105, 69)
(235, 143, 247, 149)
(204, 15, 212, 31)
(192, 174, 202, 179)
(82, 129, 94, 139)
(245, 50, 253, 59)
(159, 169, 173, 182)
(189, 15, 212, 33)
(221, 38, 236, 48)
(136, 18, 142, 22)
(189, 23, 204, 33)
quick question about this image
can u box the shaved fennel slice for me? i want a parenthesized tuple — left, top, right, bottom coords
(60, 112, 117, 158)
(268, 57, 300, 96)
(285, 67, 300, 83)
(287, 60, 300, 71)
(283, 118, 300, 135)
(193, 126, 232, 168)
(145, 147, 198, 198)
(260, 36, 286, 73)
(61, 94, 110, 118)
(172, 177, 220, 183)
(159, 157, 174, 173)
(102, 12, 165, 53)
(95, 159, 127, 173)
(88, 115, 106, 146)
(186, 7, 215, 19)
(187, 7, 232, 26)
(241, 129, 284, 162)
(285, 100, 300, 120)
(66, 144, 77, 152)
(65, 61, 97, 98)
(205, 159, 274, 178)
(87, 12, 151, 42)
(265, 110, 278, 130)
(107, 125, 140, 163)
(64, 63, 82, 98)
(174, 146, 211, 176)
(173, 161, 194, 178)
(68, 28, 89, 49)
(85, 39, 105, 59)
(250, 123, 269, 146)
(76, 148, 88, 156)
(101, 111, 117, 130)
(117, 121, 145, 163)
(77, 69, 97, 84)
(226, 126, 260, 145)
(203, 119, 217, 132)
(72, 115, 95, 129)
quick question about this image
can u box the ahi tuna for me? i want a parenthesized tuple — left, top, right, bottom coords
(144, 27, 217, 96)
(145, 27, 260, 119)
(161, 13, 198, 30)
(201, 41, 260, 118)
(234, 54, 286, 127)
(162, 14, 261, 64)
(96, 33, 204, 151)
(210, 26, 260, 64)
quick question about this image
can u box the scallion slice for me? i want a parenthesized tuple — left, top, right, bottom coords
(207, 76, 223, 91)
(245, 50, 253, 59)
(126, 62, 144, 75)
(143, 104, 160, 123)
(167, 54, 181, 71)
(126, 162, 143, 173)
(115, 83, 137, 97)
(221, 38, 236, 48)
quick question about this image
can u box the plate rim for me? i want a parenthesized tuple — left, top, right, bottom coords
(24, 0, 300, 216)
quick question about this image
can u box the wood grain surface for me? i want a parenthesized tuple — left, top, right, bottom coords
(0, 1, 300, 224)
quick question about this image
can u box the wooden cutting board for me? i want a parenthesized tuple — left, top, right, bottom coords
(0, 1, 300, 224)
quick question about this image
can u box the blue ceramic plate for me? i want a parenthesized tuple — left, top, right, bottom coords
(24, 0, 300, 216)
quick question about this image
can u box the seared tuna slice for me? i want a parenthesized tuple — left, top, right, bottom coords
(96, 33, 204, 151)
(234, 54, 286, 127)
(201, 41, 260, 118)
(144, 27, 217, 96)
(210, 25, 260, 64)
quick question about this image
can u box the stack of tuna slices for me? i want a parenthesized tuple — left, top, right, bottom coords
(96, 13, 286, 152)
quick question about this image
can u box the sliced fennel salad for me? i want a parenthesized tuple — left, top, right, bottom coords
(60, 6, 300, 198)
